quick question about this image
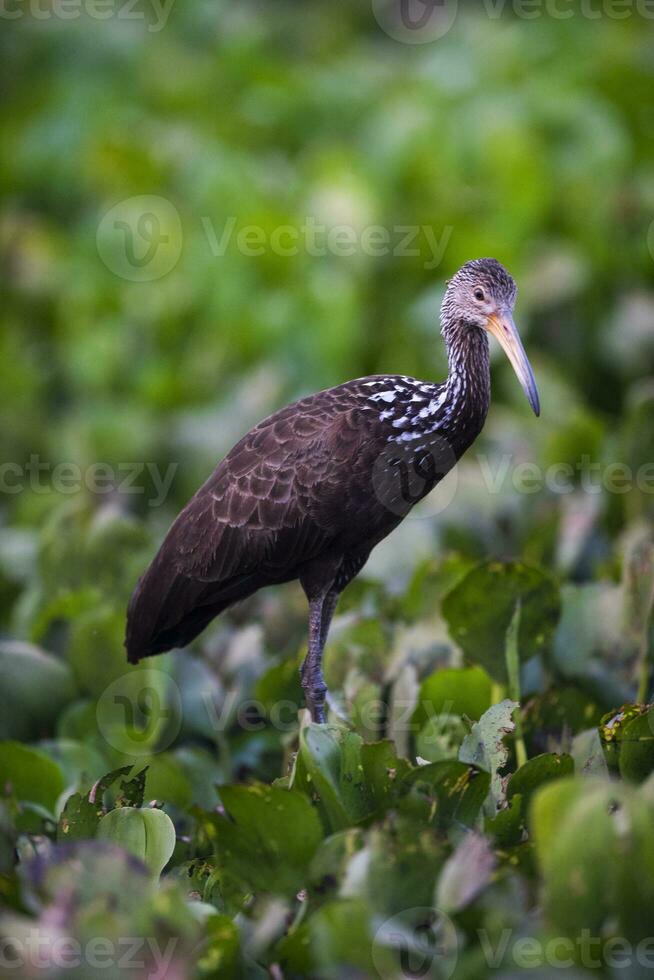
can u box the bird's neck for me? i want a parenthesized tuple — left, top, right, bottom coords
(366, 321, 490, 460)
(441, 321, 491, 451)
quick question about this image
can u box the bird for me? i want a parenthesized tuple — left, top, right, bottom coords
(125, 258, 540, 724)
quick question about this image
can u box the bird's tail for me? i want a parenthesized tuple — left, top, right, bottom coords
(124, 554, 264, 664)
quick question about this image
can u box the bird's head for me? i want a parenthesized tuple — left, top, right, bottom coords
(442, 257, 540, 417)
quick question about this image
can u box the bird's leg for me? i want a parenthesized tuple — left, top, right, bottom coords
(300, 591, 338, 724)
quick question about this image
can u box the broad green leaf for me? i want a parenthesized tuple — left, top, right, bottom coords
(459, 700, 517, 814)
(309, 828, 364, 894)
(88, 765, 134, 803)
(507, 752, 574, 814)
(212, 783, 323, 895)
(298, 725, 411, 830)
(485, 795, 524, 848)
(403, 761, 490, 831)
(600, 704, 654, 783)
(96, 806, 176, 876)
(412, 666, 492, 731)
(196, 913, 241, 980)
(416, 714, 467, 763)
(57, 792, 101, 841)
(364, 816, 446, 916)
(523, 686, 603, 756)
(0, 741, 65, 812)
(278, 898, 373, 977)
(532, 776, 654, 944)
(299, 725, 351, 831)
(443, 560, 560, 683)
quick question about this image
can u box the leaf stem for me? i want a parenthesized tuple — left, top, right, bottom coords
(505, 601, 528, 770)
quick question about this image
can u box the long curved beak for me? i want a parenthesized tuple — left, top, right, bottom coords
(487, 310, 540, 417)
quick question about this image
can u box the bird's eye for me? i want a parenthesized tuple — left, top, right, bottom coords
(474, 288, 485, 301)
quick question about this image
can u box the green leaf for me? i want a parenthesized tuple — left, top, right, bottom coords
(299, 725, 351, 831)
(196, 913, 241, 979)
(403, 761, 490, 831)
(459, 700, 517, 814)
(530, 777, 654, 944)
(57, 792, 101, 841)
(96, 806, 176, 876)
(114, 766, 147, 807)
(416, 714, 467, 763)
(88, 765, 134, 803)
(443, 560, 560, 683)
(365, 816, 446, 915)
(507, 752, 574, 814)
(0, 642, 75, 741)
(523, 686, 603, 756)
(412, 666, 492, 731)
(600, 704, 654, 783)
(213, 783, 324, 895)
(279, 898, 373, 977)
(298, 725, 411, 830)
(0, 741, 65, 812)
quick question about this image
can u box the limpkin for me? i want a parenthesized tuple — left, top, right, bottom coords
(126, 258, 539, 723)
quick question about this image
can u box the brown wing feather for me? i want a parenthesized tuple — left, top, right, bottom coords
(125, 383, 374, 662)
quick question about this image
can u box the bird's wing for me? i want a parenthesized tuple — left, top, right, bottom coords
(160, 383, 374, 585)
(125, 378, 396, 659)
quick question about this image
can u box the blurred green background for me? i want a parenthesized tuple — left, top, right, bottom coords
(2, 1, 653, 532)
(2, 4, 654, 977)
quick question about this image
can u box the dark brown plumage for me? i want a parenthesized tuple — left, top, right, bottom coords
(126, 258, 540, 722)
